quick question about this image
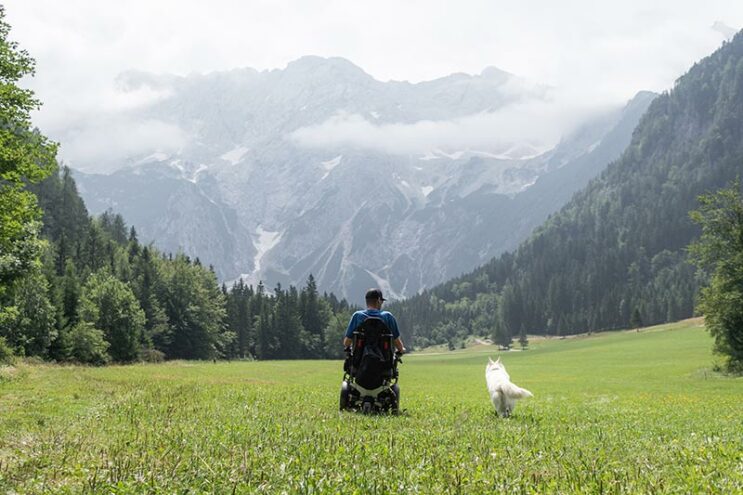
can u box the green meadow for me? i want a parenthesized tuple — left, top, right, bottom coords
(1, 319, 741, 493)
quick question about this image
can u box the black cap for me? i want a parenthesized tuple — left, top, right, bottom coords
(365, 288, 386, 302)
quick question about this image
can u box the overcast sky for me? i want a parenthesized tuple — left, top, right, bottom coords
(6, 1, 743, 165)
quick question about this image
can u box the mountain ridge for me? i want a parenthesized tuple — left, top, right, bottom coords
(71, 56, 653, 300)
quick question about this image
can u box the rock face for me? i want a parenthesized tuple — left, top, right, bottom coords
(71, 57, 654, 300)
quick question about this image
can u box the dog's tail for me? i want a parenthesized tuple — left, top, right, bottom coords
(501, 382, 533, 399)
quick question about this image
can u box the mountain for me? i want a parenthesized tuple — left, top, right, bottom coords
(391, 32, 743, 346)
(71, 57, 653, 299)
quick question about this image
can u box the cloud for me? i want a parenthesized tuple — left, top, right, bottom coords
(290, 95, 604, 156)
(712, 21, 737, 40)
(59, 117, 187, 172)
(7, 0, 743, 169)
(31, 72, 181, 171)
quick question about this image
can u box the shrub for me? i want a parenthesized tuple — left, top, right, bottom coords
(139, 347, 165, 363)
(0, 336, 15, 365)
(67, 322, 110, 365)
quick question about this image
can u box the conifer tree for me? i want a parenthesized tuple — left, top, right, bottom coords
(60, 259, 80, 328)
(630, 308, 643, 330)
(519, 324, 528, 350)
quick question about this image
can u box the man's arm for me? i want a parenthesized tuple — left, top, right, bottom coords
(343, 313, 360, 349)
(387, 314, 405, 353)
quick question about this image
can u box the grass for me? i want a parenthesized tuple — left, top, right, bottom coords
(0, 319, 741, 493)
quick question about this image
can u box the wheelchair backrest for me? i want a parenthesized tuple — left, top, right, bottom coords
(351, 316, 394, 368)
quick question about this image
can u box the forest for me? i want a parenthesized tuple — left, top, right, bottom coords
(3, 167, 353, 363)
(391, 32, 743, 353)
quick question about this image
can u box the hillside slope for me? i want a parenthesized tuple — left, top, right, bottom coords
(392, 32, 743, 347)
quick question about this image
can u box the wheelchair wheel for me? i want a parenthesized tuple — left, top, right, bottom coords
(339, 381, 350, 411)
(391, 384, 400, 414)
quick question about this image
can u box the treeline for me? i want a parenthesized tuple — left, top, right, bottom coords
(0, 167, 353, 364)
(391, 31, 743, 349)
(0, 7, 356, 365)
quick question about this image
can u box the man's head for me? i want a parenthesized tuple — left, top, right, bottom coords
(365, 288, 386, 309)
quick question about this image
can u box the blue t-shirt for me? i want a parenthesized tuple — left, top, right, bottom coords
(345, 309, 400, 339)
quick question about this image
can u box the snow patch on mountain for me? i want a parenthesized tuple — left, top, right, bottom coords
(253, 226, 282, 273)
(188, 164, 208, 183)
(418, 147, 551, 162)
(220, 146, 249, 165)
(169, 159, 185, 173)
(436, 149, 466, 160)
(233, 226, 283, 288)
(322, 155, 342, 170)
(587, 140, 602, 153)
(364, 268, 400, 301)
(419, 151, 440, 161)
(138, 152, 169, 164)
(320, 155, 343, 180)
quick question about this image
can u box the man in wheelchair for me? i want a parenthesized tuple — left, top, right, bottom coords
(340, 289, 406, 413)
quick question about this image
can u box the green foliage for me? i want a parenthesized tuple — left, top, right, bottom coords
(222, 276, 352, 360)
(157, 255, 225, 360)
(689, 179, 743, 372)
(60, 259, 80, 328)
(630, 307, 643, 329)
(0, 6, 57, 295)
(80, 271, 144, 363)
(0, 336, 14, 364)
(17, 163, 353, 363)
(65, 321, 110, 365)
(518, 324, 528, 350)
(0, 268, 56, 357)
(130, 246, 169, 350)
(15, 162, 360, 364)
(138, 347, 164, 363)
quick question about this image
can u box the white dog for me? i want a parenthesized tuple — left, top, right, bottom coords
(485, 357, 533, 417)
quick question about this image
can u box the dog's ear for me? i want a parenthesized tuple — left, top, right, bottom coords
(495, 356, 502, 364)
(488, 357, 494, 365)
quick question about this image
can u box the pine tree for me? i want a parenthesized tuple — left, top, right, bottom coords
(60, 259, 81, 328)
(132, 247, 170, 351)
(519, 324, 528, 350)
(254, 286, 274, 360)
(299, 274, 327, 357)
(127, 226, 140, 261)
(630, 308, 643, 330)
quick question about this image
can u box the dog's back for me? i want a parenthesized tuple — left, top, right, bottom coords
(485, 357, 533, 417)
